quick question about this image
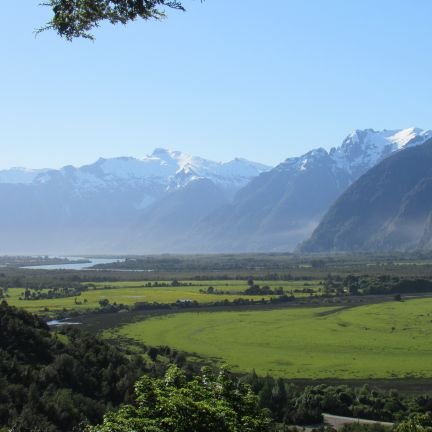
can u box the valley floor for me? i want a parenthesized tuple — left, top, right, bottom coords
(104, 298, 432, 380)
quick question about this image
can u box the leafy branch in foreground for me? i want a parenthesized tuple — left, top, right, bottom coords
(88, 365, 272, 432)
(38, 0, 187, 40)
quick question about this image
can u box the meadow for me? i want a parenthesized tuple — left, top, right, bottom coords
(5, 279, 322, 314)
(108, 298, 432, 379)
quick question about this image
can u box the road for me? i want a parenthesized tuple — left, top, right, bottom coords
(323, 413, 394, 429)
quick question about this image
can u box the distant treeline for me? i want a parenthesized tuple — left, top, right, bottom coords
(90, 252, 432, 279)
(0, 256, 89, 268)
(325, 275, 432, 296)
(4, 251, 432, 286)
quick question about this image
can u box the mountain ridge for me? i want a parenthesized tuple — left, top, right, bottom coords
(22, 149, 271, 196)
(179, 127, 432, 253)
(300, 139, 432, 253)
(1, 128, 431, 254)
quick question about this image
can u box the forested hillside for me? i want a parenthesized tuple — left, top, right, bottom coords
(0, 302, 146, 431)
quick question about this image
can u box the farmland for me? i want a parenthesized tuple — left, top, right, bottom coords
(4, 255, 432, 429)
(4, 279, 322, 314)
(108, 298, 432, 379)
(5, 256, 432, 382)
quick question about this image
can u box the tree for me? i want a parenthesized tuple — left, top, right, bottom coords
(88, 365, 272, 432)
(99, 298, 110, 307)
(40, 0, 194, 40)
(395, 414, 432, 432)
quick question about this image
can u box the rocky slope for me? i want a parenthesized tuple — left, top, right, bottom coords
(182, 128, 432, 252)
(300, 139, 432, 252)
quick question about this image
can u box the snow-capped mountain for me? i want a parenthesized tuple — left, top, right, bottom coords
(1, 129, 431, 254)
(178, 128, 432, 253)
(5, 149, 269, 198)
(330, 127, 432, 178)
(0, 150, 270, 254)
(270, 128, 432, 188)
(301, 139, 432, 253)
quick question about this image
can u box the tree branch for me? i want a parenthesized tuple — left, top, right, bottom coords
(37, 0, 188, 41)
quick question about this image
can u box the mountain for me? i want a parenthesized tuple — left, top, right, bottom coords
(0, 150, 270, 254)
(329, 127, 432, 178)
(122, 179, 230, 253)
(1, 128, 430, 254)
(181, 128, 432, 252)
(300, 139, 432, 253)
(30, 149, 270, 201)
(0, 167, 49, 184)
(183, 148, 351, 252)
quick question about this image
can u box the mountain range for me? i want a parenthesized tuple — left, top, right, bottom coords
(300, 139, 432, 253)
(175, 127, 432, 253)
(0, 150, 269, 254)
(1, 127, 431, 254)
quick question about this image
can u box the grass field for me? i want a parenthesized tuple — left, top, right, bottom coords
(5, 280, 322, 313)
(108, 298, 432, 379)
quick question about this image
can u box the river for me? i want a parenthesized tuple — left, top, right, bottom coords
(21, 257, 125, 270)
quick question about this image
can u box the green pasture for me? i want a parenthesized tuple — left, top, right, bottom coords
(90, 279, 321, 293)
(5, 280, 322, 313)
(109, 298, 432, 379)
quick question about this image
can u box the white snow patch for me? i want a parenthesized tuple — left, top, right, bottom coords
(330, 127, 432, 176)
(0, 149, 272, 194)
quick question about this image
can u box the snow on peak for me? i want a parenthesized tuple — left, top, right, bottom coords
(0, 149, 271, 193)
(388, 127, 432, 148)
(148, 148, 198, 169)
(276, 128, 432, 180)
(278, 147, 330, 173)
(330, 127, 432, 177)
(96, 155, 174, 180)
(166, 152, 271, 190)
(306, 148, 328, 158)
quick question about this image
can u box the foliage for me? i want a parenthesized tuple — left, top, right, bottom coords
(88, 365, 272, 432)
(395, 414, 432, 432)
(339, 275, 432, 296)
(4, 297, 432, 430)
(244, 374, 432, 427)
(40, 0, 187, 40)
(0, 302, 146, 431)
(245, 284, 285, 296)
(0, 256, 89, 268)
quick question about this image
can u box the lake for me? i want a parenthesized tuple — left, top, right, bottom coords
(22, 257, 125, 270)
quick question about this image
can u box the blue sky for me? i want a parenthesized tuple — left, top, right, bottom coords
(1, 1, 432, 169)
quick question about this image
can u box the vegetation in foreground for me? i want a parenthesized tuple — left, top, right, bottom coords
(4, 255, 432, 430)
(0, 302, 150, 431)
(88, 365, 271, 432)
(4, 301, 432, 431)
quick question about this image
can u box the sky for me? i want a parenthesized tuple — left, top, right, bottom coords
(1, 1, 432, 169)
